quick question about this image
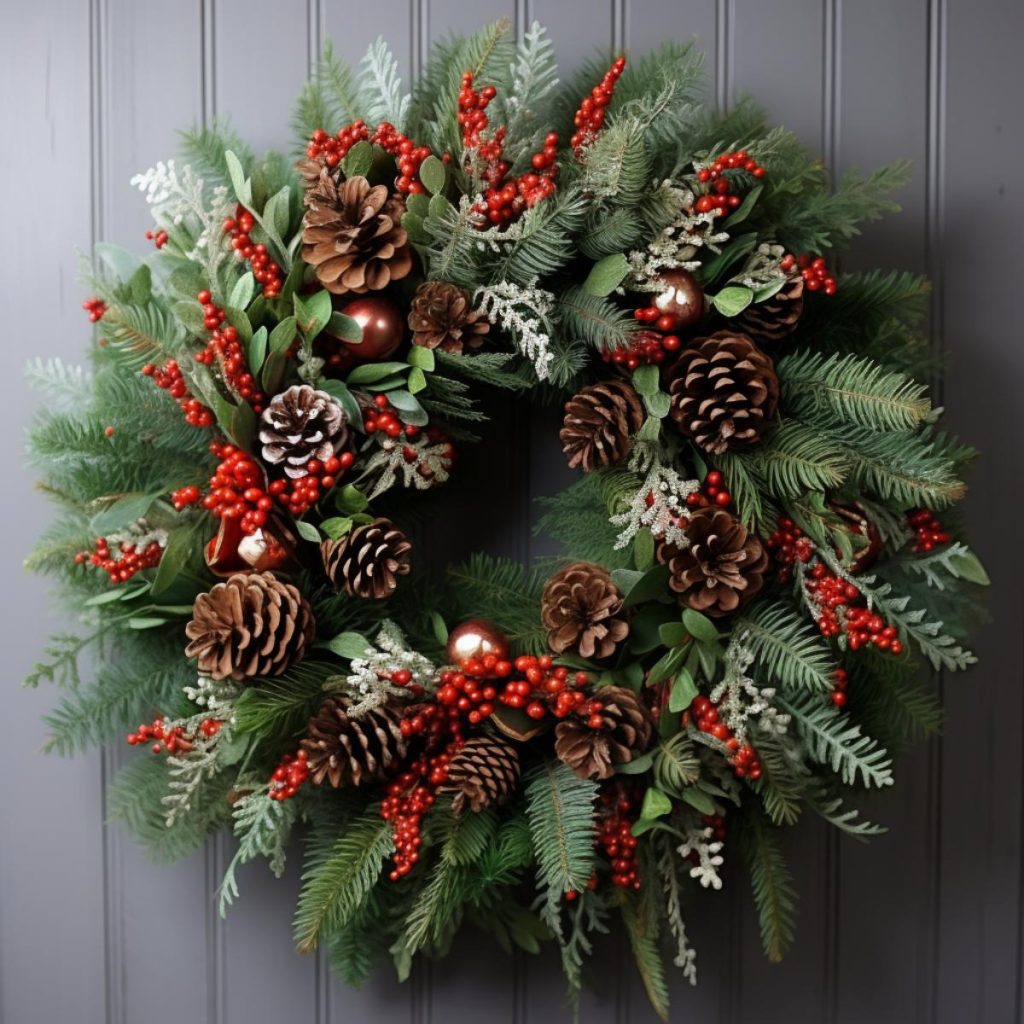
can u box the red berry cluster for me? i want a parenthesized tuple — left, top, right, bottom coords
(82, 296, 108, 322)
(193, 291, 266, 411)
(306, 122, 433, 195)
(266, 453, 354, 517)
(688, 695, 762, 779)
(381, 742, 461, 879)
(171, 484, 203, 510)
(684, 469, 733, 510)
(594, 787, 641, 890)
(784, 253, 837, 295)
(830, 667, 849, 708)
(126, 716, 220, 755)
(570, 56, 626, 154)
(694, 149, 765, 215)
(76, 536, 163, 583)
(500, 655, 591, 722)
(602, 328, 681, 368)
(223, 206, 283, 299)
(632, 304, 685, 335)
(202, 442, 273, 534)
(269, 749, 310, 801)
(363, 393, 422, 440)
(765, 516, 816, 582)
(458, 72, 559, 226)
(907, 508, 950, 553)
(144, 228, 169, 249)
(805, 563, 903, 654)
(141, 359, 216, 427)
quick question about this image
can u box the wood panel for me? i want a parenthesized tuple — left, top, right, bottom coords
(1, 2, 1020, 1023)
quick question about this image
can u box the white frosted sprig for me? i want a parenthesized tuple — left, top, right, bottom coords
(678, 825, 725, 890)
(474, 282, 554, 381)
(105, 518, 169, 553)
(710, 634, 790, 742)
(362, 434, 453, 500)
(659, 842, 699, 982)
(184, 675, 241, 721)
(610, 459, 700, 550)
(336, 621, 436, 717)
(732, 242, 789, 291)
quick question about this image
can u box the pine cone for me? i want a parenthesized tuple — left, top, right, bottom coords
(440, 735, 521, 814)
(555, 686, 656, 780)
(666, 331, 779, 455)
(259, 384, 348, 479)
(321, 518, 412, 599)
(301, 171, 413, 294)
(736, 271, 804, 343)
(185, 572, 315, 681)
(408, 281, 489, 353)
(300, 696, 407, 788)
(560, 379, 645, 473)
(657, 507, 769, 618)
(541, 561, 629, 660)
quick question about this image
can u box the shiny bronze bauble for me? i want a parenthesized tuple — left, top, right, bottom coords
(653, 269, 704, 330)
(446, 618, 510, 664)
(829, 501, 883, 574)
(205, 516, 297, 576)
(336, 296, 405, 362)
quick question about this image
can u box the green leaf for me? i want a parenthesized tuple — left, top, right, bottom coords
(128, 617, 169, 630)
(386, 389, 428, 425)
(681, 787, 716, 814)
(406, 192, 430, 219)
(225, 150, 252, 204)
(632, 364, 661, 396)
(327, 311, 362, 343)
(640, 787, 673, 821)
(324, 631, 371, 660)
(268, 315, 297, 354)
(948, 548, 990, 585)
(668, 667, 698, 712)
(151, 526, 196, 596)
(407, 367, 428, 394)
(229, 272, 255, 311)
(294, 520, 321, 543)
(710, 285, 754, 317)
(265, 185, 292, 241)
(611, 564, 670, 608)
(128, 263, 152, 305)
(407, 345, 435, 371)
(419, 154, 446, 196)
(317, 379, 363, 431)
(647, 645, 686, 685)
(341, 140, 373, 178)
(726, 183, 763, 227)
(319, 517, 353, 540)
(294, 290, 333, 341)
(247, 326, 269, 374)
(336, 484, 369, 514)
(582, 253, 630, 297)
(658, 622, 689, 647)
(429, 612, 448, 646)
(615, 749, 656, 776)
(644, 391, 671, 419)
(345, 361, 410, 385)
(90, 492, 159, 534)
(633, 529, 655, 570)
(682, 608, 719, 642)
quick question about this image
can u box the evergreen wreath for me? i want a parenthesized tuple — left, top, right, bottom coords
(26, 21, 988, 1016)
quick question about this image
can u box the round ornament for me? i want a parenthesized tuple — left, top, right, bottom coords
(652, 269, 704, 330)
(445, 618, 509, 664)
(337, 296, 405, 361)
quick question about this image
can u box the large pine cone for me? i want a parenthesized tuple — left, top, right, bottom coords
(300, 696, 407, 788)
(321, 518, 412, 599)
(657, 507, 769, 618)
(259, 384, 348, 479)
(666, 331, 779, 455)
(736, 271, 804, 343)
(560, 379, 645, 473)
(301, 172, 413, 294)
(555, 686, 656, 780)
(408, 281, 489, 353)
(542, 561, 629, 660)
(440, 735, 521, 814)
(185, 572, 315, 681)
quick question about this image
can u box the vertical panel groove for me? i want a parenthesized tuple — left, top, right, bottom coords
(714, 0, 732, 110)
(924, 1, 947, 1021)
(201, 0, 217, 128)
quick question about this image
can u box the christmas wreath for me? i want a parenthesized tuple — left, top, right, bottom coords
(27, 22, 988, 1016)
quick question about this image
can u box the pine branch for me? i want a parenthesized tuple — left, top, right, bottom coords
(179, 121, 255, 191)
(25, 358, 93, 412)
(358, 37, 410, 131)
(747, 421, 849, 499)
(735, 601, 838, 694)
(752, 733, 807, 827)
(805, 783, 886, 840)
(780, 690, 893, 788)
(622, 898, 670, 1020)
(555, 286, 637, 351)
(740, 810, 798, 962)
(294, 811, 394, 953)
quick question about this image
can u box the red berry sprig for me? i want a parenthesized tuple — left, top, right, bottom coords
(171, 484, 203, 510)
(76, 536, 163, 583)
(684, 470, 733, 510)
(223, 206, 283, 299)
(363, 393, 421, 440)
(82, 296, 108, 322)
(142, 359, 216, 427)
(202, 442, 274, 534)
(193, 291, 266, 412)
(570, 56, 626, 154)
(907, 508, 950, 553)
(633, 304, 686, 336)
(688, 695, 762, 779)
(694, 149, 765, 216)
(266, 453, 354, 518)
(595, 787, 641, 890)
(602, 328, 681, 368)
(269, 749, 310, 801)
(126, 716, 221, 755)
(788, 253, 837, 295)
(765, 516, 816, 582)
(804, 562, 903, 654)
(144, 228, 169, 249)
(830, 668, 849, 708)
(306, 122, 433, 195)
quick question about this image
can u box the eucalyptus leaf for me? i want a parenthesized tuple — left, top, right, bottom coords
(341, 140, 373, 178)
(294, 290, 333, 341)
(407, 345, 435, 371)
(346, 361, 410, 385)
(632, 364, 660, 396)
(640, 787, 673, 821)
(294, 520, 321, 543)
(90, 492, 160, 534)
(327, 312, 362, 343)
(229, 271, 255, 311)
(419, 154, 446, 195)
(582, 253, 630, 296)
(668, 668, 698, 713)
(324, 631, 372, 660)
(710, 285, 754, 317)
(247, 326, 268, 374)
(317, 379, 364, 431)
(320, 517, 354, 540)
(682, 608, 720, 642)
(681, 788, 716, 815)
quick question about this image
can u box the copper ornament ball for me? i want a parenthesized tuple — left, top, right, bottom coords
(653, 269, 704, 330)
(446, 618, 510, 664)
(336, 296, 406, 361)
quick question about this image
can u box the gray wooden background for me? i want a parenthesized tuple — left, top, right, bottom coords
(2, 0, 1021, 1021)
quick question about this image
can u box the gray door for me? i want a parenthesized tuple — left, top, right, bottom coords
(2, 1, 1020, 1022)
